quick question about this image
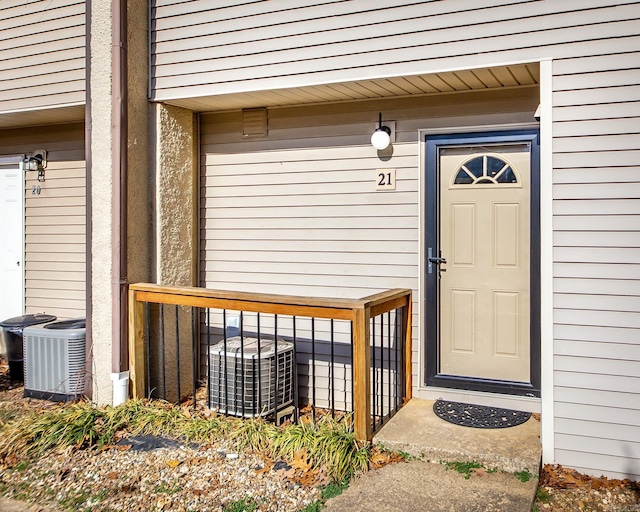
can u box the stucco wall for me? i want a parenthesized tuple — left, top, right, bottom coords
(151, 103, 197, 402)
(127, 0, 151, 286)
(89, 0, 114, 404)
(89, 0, 151, 404)
(154, 103, 197, 286)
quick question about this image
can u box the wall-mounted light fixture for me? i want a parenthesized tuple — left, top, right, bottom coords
(371, 112, 392, 151)
(24, 150, 47, 182)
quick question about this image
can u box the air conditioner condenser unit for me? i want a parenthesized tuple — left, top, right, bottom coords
(23, 318, 86, 401)
(209, 336, 294, 418)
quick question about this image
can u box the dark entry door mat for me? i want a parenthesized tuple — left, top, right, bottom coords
(433, 399, 531, 429)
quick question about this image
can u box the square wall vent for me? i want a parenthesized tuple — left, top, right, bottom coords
(242, 108, 268, 137)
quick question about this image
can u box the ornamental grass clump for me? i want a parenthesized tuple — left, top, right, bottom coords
(227, 414, 369, 481)
(0, 399, 183, 459)
(0, 401, 105, 457)
(0, 399, 371, 482)
(270, 417, 370, 482)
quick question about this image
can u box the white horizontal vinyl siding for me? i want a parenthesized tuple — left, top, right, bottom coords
(0, 0, 85, 114)
(162, 0, 640, 480)
(0, 123, 86, 319)
(552, 38, 640, 480)
(152, 0, 639, 102)
(200, 87, 537, 411)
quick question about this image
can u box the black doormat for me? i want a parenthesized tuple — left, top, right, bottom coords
(433, 399, 531, 429)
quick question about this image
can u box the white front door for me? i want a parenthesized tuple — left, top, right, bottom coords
(0, 163, 24, 320)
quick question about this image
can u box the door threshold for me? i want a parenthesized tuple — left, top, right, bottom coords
(414, 386, 541, 414)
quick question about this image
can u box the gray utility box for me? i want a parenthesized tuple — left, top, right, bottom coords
(209, 336, 294, 418)
(23, 318, 86, 401)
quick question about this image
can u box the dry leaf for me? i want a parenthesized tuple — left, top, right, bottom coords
(290, 450, 312, 472)
(297, 468, 319, 486)
(277, 467, 297, 480)
(116, 444, 132, 451)
(369, 447, 404, 469)
(255, 464, 272, 475)
(105, 471, 119, 480)
(314, 468, 331, 486)
(166, 459, 182, 468)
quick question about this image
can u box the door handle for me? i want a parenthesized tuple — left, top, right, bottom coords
(428, 248, 447, 274)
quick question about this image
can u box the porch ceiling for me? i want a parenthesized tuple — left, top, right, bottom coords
(163, 63, 539, 112)
(0, 104, 85, 131)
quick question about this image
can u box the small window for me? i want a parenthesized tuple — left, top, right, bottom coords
(453, 155, 518, 186)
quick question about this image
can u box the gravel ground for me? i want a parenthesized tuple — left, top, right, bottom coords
(1, 357, 638, 511)
(0, 441, 321, 511)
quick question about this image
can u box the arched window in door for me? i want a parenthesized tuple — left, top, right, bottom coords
(452, 154, 520, 186)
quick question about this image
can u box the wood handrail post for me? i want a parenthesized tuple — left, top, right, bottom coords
(352, 306, 371, 442)
(402, 294, 413, 402)
(128, 288, 145, 399)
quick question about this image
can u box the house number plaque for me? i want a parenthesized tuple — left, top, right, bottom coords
(376, 168, 396, 190)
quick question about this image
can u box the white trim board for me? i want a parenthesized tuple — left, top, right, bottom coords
(413, 387, 541, 414)
(0, 155, 24, 164)
(538, 58, 554, 465)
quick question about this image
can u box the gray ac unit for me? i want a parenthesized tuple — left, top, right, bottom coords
(23, 318, 86, 401)
(209, 336, 294, 418)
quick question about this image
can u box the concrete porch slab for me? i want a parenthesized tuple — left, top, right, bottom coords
(374, 398, 541, 473)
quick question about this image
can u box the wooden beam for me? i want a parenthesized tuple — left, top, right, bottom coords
(360, 288, 411, 310)
(352, 307, 371, 442)
(402, 294, 413, 401)
(129, 283, 361, 310)
(128, 289, 145, 399)
(134, 290, 353, 321)
(369, 294, 409, 318)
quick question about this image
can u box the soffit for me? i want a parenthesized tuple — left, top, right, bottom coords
(163, 63, 539, 112)
(0, 104, 85, 131)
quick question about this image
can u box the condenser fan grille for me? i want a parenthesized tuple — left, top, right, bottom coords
(209, 337, 294, 418)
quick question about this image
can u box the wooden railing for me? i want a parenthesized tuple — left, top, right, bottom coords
(128, 284, 412, 441)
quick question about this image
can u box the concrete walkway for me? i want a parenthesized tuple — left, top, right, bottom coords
(325, 398, 541, 512)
